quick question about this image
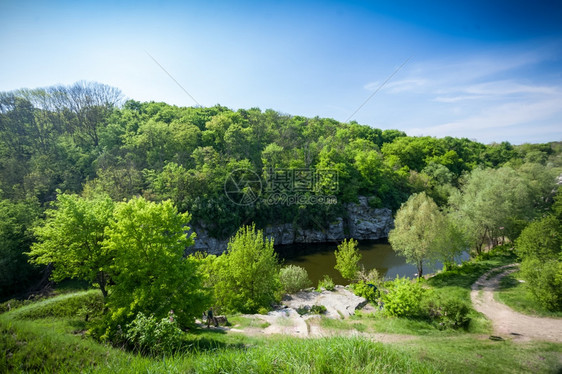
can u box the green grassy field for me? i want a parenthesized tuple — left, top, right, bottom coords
(1, 250, 561, 373)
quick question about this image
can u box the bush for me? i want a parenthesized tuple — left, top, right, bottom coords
(422, 294, 470, 329)
(351, 281, 379, 303)
(279, 265, 312, 294)
(381, 277, 425, 318)
(520, 258, 562, 311)
(357, 267, 382, 284)
(296, 304, 327, 315)
(317, 275, 335, 291)
(334, 239, 361, 281)
(125, 311, 183, 355)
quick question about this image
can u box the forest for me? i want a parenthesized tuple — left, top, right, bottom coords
(1, 81, 561, 300)
(1, 81, 562, 373)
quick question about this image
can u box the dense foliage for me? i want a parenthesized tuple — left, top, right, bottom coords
(1, 80, 561, 304)
(334, 238, 361, 281)
(515, 209, 562, 310)
(211, 224, 280, 313)
(379, 276, 470, 329)
(125, 311, 183, 355)
(0, 198, 40, 298)
(28, 193, 115, 297)
(101, 197, 208, 332)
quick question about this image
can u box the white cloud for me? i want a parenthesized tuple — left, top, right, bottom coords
(409, 96, 562, 141)
(368, 46, 562, 143)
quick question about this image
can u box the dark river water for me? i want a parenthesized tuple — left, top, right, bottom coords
(276, 240, 468, 286)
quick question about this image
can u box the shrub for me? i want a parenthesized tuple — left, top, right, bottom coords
(296, 306, 309, 315)
(351, 281, 379, 303)
(520, 258, 562, 311)
(317, 275, 335, 291)
(279, 265, 312, 294)
(422, 294, 470, 329)
(334, 239, 361, 281)
(125, 311, 183, 355)
(381, 277, 425, 318)
(296, 304, 327, 315)
(357, 267, 382, 284)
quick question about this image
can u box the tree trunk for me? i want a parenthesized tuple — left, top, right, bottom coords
(97, 271, 108, 300)
(417, 261, 423, 279)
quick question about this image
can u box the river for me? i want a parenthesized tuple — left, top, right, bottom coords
(276, 240, 468, 286)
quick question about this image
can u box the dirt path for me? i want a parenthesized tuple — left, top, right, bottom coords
(471, 264, 562, 342)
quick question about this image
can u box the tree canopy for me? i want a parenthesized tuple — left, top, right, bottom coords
(1, 81, 561, 300)
(389, 192, 446, 278)
(102, 197, 208, 328)
(28, 192, 115, 297)
(213, 224, 280, 313)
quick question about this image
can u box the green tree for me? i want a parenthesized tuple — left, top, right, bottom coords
(214, 224, 280, 313)
(102, 197, 208, 328)
(432, 213, 468, 270)
(0, 198, 40, 299)
(389, 192, 444, 278)
(28, 192, 114, 298)
(515, 215, 562, 310)
(334, 238, 361, 281)
(449, 166, 544, 254)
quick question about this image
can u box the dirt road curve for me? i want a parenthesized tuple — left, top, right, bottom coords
(471, 264, 562, 342)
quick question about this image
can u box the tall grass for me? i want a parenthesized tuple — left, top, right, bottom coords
(1, 314, 438, 373)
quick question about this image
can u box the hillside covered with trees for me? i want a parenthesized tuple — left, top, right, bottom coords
(1, 81, 561, 302)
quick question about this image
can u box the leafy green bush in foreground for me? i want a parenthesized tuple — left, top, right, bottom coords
(379, 276, 470, 329)
(125, 311, 183, 355)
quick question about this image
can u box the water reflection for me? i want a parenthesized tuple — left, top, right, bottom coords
(277, 240, 468, 286)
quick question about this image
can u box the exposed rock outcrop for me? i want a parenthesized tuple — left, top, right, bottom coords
(281, 285, 368, 318)
(345, 196, 394, 240)
(186, 196, 394, 255)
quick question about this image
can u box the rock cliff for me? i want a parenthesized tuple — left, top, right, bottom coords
(186, 196, 394, 255)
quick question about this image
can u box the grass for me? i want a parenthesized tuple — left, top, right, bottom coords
(229, 315, 271, 329)
(1, 301, 439, 373)
(495, 271, 562, 318)
(394, 334, 562, 374)
(9, 290, 103, 320)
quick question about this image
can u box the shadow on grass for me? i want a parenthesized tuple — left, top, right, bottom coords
(497, 273, 519, 290)
(179, 326, 248, 353)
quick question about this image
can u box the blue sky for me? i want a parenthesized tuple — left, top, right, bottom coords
(1, 0, 561, 144)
